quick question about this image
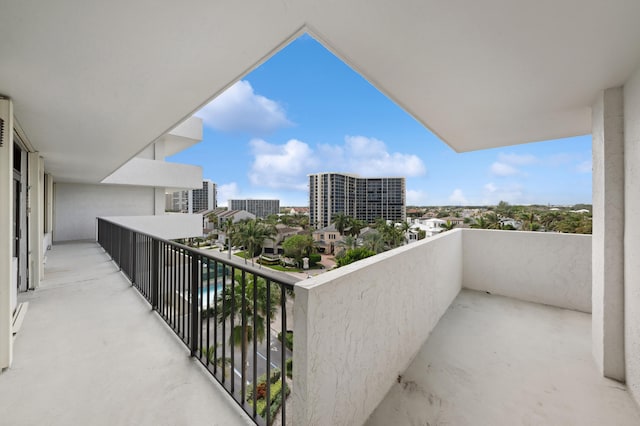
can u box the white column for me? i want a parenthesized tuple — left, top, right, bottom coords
(592, 87, 625, 381)
(45, 173, 53, 234)
(0, 97, 14, 369)
(28, 153, 44, 290)
(154, 187, 165, 215)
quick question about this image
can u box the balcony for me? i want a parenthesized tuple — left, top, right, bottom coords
(0, 241, 253, 425)
(2, 225, 639, 425)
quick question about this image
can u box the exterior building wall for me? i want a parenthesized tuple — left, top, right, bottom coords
(623, 63, 640, 406)
(228, 199, 279, 218)
(0, 97, 14, 369)
(53, 183, 154, 241)
(309, 173, 406, 228)
(187, 180, 216, 213)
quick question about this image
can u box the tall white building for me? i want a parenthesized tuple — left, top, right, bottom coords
(188, 180, 216, 213)
(228, 199, 279, 218)
(166, 180, 216, 213)
(309, 173, 406, 228)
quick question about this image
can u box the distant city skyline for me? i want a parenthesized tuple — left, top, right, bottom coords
(167, 34, 592, 207)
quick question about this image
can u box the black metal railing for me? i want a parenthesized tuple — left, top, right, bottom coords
(97, 218, 297, 425)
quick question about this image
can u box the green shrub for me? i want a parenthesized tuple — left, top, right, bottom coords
(277, 330, 293, 351)
(247, 374, 290, 422)
(286, 358, 292, 379)
(308, 253, 321, 266)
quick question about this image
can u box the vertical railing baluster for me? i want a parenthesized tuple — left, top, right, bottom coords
(281, 283, 287, 424)
(252, 272, 258, 419)
(265, 278, 272, 426)
(241, 268, 247, 403)
(190, 252, 199, 356)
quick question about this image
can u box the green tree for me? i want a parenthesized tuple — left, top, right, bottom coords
(440, 220, 456, 232)
(362, 231, 386, 253)
(332, 213, 350, 235)
(217, 273, 281, 383)
(346, 218, 366, 237)
(470, 216, 491, 229)
(282, 234, 315, 266)
(234, 220, 277, 266)
(337, 235, 358, 251)
(519, 211, 539, 232)
(336, 247, 376, 267)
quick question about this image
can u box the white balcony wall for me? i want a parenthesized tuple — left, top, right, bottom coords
(624, 61, 640, 407)
(294, 229, 598, 424)
(462, 230, 592, 313)
(102, 214, 202, 240)
(160, 116, 203, 158)
(293, 230, 463, 426)
(101, 158, 201, 189)
(54, 183, 154, 242)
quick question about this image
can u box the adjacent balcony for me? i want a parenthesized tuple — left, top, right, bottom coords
(2, 223, 639, 425)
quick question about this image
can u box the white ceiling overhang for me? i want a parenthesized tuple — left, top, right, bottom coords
(1, 1, 639, 183)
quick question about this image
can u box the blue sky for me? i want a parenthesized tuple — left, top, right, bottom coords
(168, 34, 592, 207)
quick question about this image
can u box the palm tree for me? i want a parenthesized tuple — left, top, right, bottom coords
(485, 212, 501, 229)
(470, 216, 491, 229)
(234, 220, 277, 266)
(362, 232, 386, 253)
(440, 220, 456, 232)
(217, 273, 281, 384)
(519, 211, 538, 231)
(337, 235, 358, 251)
(332, 213, 350, 236)
(347, 218, 366, 237)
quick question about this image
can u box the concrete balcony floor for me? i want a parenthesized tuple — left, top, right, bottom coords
(0, 241, 252, 426)
(367, 290, 640, 425)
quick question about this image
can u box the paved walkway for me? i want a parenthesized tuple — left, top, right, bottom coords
(0, 241, 252, 426)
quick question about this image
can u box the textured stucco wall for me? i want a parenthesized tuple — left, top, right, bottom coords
(624, 64, 640, 406)
(293, 230, 462, 426)
(591, 87, 626, 381)
(462, 230, 592, 313)
(54, 183, 154, 242)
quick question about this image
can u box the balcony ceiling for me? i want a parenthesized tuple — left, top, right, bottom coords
(1, 1, 639, 182)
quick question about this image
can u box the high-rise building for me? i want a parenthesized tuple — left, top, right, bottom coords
(189, 180, 217, 213)
(228, 199, 280, 219)
(309, 173, 406, 229)
(167, 180, 217, 213)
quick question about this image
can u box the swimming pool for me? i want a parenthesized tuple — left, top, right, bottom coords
(198, 283, 224, 306)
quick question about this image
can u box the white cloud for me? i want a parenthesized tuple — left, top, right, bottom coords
(406, 189, 428, 205)
(576, 160, 592, 173)
(490, 162, 519, 176)
(196, 80, 292, 135)
(217, 182, 241, 207)
(343, 136, 426, 176)
(484, 182, 497, 193)
(449, 189, 468, 205)
(248, 139, 318, 190)
(498, 153, 538, 165)
(247, 135, 426, 191)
